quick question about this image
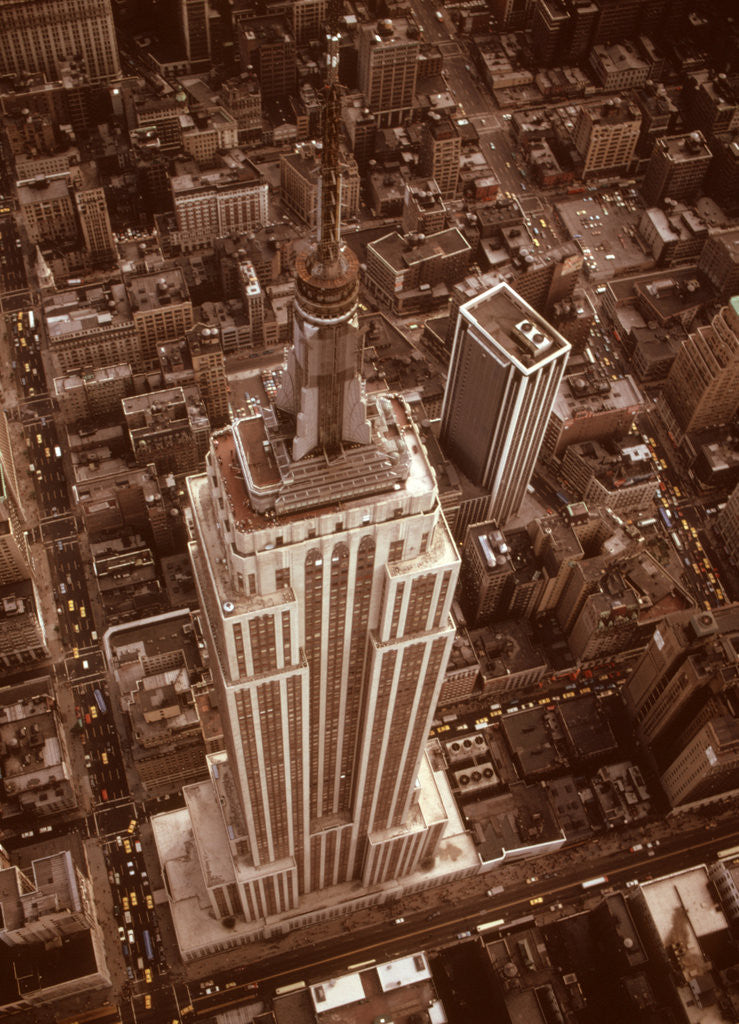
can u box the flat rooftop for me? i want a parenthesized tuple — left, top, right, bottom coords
(44, 280, 132, 339)
(459, 281, 570, 371)
(171, 163, 263, 195)
(126, 267, 189, 312)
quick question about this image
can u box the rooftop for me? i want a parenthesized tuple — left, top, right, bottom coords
(370, 228, 470, 271)
(44, 280, 132, 340)
(170, 162, 263, 195)
(126, 267, 190, 313)
(655, 131, 713, 162)
(0, 680, 67, 796)
(459, 281, 570, 371)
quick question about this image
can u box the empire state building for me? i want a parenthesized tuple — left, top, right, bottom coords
(151, 7, 460, 960)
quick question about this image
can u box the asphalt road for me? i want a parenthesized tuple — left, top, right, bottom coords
(168, 809, 739, 1017)
(3, 305, 181, 1024)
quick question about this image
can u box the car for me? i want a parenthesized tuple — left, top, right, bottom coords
(394, 916, 405, 925)
(127, 928, 135, 944)
(626, 879, 639, 888)
(456, 930, 472, 939)
(530, 896, 544, 906)
(630, 843, 643, 853)
(127, 861, 136, 876)
(135, 839, 142, 853)
(549, 902, 563, 911)
(118, 926, 126, 940)
(144, 968, 153, 984)
(84, 754, 92, 768)
(526, 876, 539, 884)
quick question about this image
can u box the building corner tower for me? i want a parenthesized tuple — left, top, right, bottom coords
(151, 0, 460, 961)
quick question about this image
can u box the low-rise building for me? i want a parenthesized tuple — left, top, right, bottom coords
(637, 206, 709, 265)
(561, 438, 658, 514)
(44, 279, 142, 374)
(400, 180, 446, 236)
(170, 162, 269, 251)
(543, 372, 644, 459)
(122, 386, 210, 476)
(90, 535, 162, 624)
(0, 847, 110, 1013)
(280, 143, 360, 228)
(72, 463, 172, 551)
(589, 42, 650, 92)
(0, 678, 76, 818)
(365, 228, 471, 314)
(572, 98, 641, 181)
(0, 583, 48, 670)
(717, 481, 739, 570)
(104, 610, 216, 790)
(126, 266, 194, 366)
(53, 363, 133, 425)
(180, 106, 238, 166)
(122, 665, 208, 793)
(698, 226, 739, 300)
(17, 176, 77, 245)
(642, 131, 713, 206)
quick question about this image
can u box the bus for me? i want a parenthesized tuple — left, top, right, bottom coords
(717, 845, 739, 861)
(476, 918, 505, 933)
(143, 929, 154, 961)
(581, 875, 608, 890)
(670, 531, 683, 551)
(94, 689, 107, 714)
(275, 981, 307, 996)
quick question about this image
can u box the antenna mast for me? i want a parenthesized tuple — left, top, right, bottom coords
(317, 0, 342, 267)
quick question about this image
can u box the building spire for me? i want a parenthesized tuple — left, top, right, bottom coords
(276, 0, 370, 461)
(316, 0, 342, 268)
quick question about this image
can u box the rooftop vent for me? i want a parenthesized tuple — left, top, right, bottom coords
(514, 319, 553, 357)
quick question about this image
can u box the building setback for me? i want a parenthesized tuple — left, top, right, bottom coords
(151, 13, 460, 961)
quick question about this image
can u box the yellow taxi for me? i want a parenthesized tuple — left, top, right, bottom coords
(144, 968, 153, 984)
(122, 896, 130, 912)
(130, 891, 138, 907)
